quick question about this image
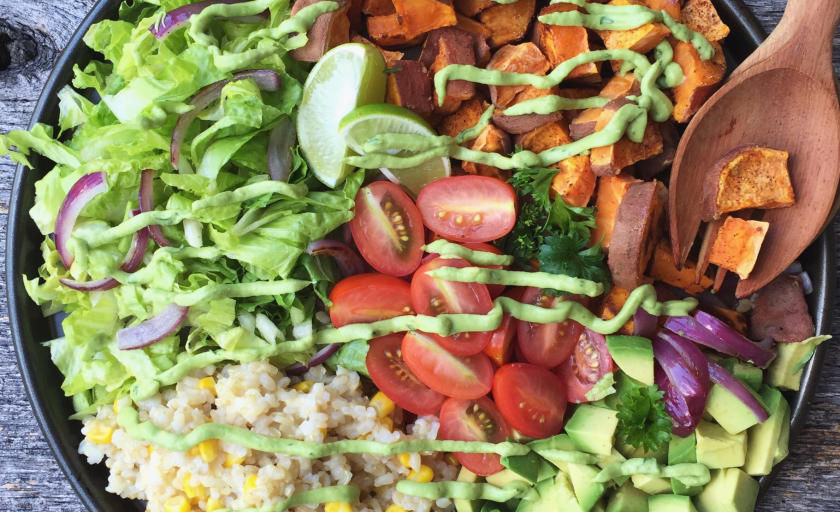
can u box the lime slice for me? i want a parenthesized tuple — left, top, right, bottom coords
(298, 43, 387, 188)
(339, 103, 451, 196)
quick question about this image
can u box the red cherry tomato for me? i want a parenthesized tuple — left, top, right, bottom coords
(366, 334, 446, 415)
(492, 363, 568, 439)
(422, 242, 508, 297)
(416, 176, 517, 243)
(554, 329, 614, 404)
(517, 287, 586, 369)
(401, 331, 494, 399)
(411, 257, 494, 356)
(350, 182, 425, 276)
(329, 273, 414, 327)
(483, 313, 517, 367)
(439, 396, 511, 475)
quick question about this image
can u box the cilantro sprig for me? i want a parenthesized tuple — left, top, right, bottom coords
(616, 385, 673, 453)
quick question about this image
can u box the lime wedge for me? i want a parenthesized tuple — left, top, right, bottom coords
(339, 103, 451, 196)
(298, 43, 387, 188)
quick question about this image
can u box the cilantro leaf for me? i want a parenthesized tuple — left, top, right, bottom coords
(538, 233, 610, 289)
(507, 153, 559, 211)
(503, 201, 553, 270)
(616, 385, 673, 453)
(548, 199, 597, 240)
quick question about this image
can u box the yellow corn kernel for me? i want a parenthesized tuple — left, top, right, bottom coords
(223, 452, 246, 468)
(444, 453, 460, 467)
(244, 475, 259, 494)
(408, 465, 434, 483)
(386, 505, 407, 512)
(113, 398, 120, 414)
(199, 439, 219, 463)
(198, 377, 217, 396)
(325, 502, 352, 512)
(183, 473, 206, 501)
(87, 425, 114, 445)
(188, 445, 201, 457)
(163, 495, 191, 512)
(370, 392, 395, 418)
(398, 453, 411, 468)
(380, 417, 394, 431)
(293, 380, 315, 392)
(207, 498, 225, 512)
(147, 446, 154, 456)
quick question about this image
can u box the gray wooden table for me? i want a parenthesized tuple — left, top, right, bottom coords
(0, 0, 838, 510)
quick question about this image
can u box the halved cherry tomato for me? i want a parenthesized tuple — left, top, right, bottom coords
(439, 396, 511, 475)
(492, 363, 568, 439)
(350, 182, 425, 276)
(517, 287, 586, 369)
(329, 273, 414, 327)
(416, 176, 517, 243)
(554, 329, 614, 404)
(401, 331, 494, 399)
(411, 257, 493, 355)
(483, 314, 516, 367)
(422, 242, 508, 298)
(366, 334, 446, 415)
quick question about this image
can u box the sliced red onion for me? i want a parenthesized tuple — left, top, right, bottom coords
(140, 169, 174, 247)
(59, 277, 120, 292)
(707, 357, 769, 423)
(633, 308, 658, 339)
(695, 311, 775, 368)
(309, 344, 341, 367)
(306, 240, 366, 278)
(171, 70, 281, 169)
(55, 172, 109, 268)
(784, 261, 803, 274)
(758, 336, 774, 350)
(663, 316, 737, 356)
(655, 363, 699, 438)
(117, 304, 189, 350)
(268, 118, 296, 182)
(343, 224, 353, 246)
(285, 362, 309, 377)
(652, 337, 707, 400)
(150, 0, 269, 40)
(798, 271, 813, 295)
(657, 331, 710, 390)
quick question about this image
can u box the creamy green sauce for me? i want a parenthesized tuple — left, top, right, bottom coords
(396, 481, 536, 502)
(424, 240, 514, 266)
(221, 486, 361, 512)
(191, 181, 307, 210)
(504, 94, 609, 116)
(595, 458, 711, 487)
(426, 267, 603, 297)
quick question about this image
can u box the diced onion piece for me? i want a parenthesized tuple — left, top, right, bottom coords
(632, 307, 658, 339)
(184, 219, 203, 248)
(55, 172, 109, 268)
(284, 362, 308, 376)
(150, 0, 269, 40)
(268, 118, 296, 182)
(59, 277, 120, 292)
(139, 169, 174, 247)
(798, 271, 813, 295)
(306, 240, 366, 278)
(695, 311, 775, 368)
(117, 304, 189, 350)
(308, 344, 341, 367)
(255, 313, 280, 344)
(706, 357, 770, 423)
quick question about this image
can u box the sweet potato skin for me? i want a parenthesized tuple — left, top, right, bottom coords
(549, 155, 596, 207)
(430, 32, 477, 100)
(608, 181, 665, 290)
(591, 173, 641, 251)
(681, 0, 730, 43)
(385, 60, 434, 118)
(351, 33, 405, 63)
(291, 0, 351, 62)
(599, 286, 635, 335)
(462, 124, 513, 180)
(492, 85, 564, 134)
(569, 108, 603, 141)
(392, 0, 458, 38)
(533, 3, 600, 81)
(453, 0, 493, 17)
(599, 73, 640, 100)
(636, 119, 678, 179)
(708, 217, 769, 280)
(749, 274, 815, 343)
(672, 40, 726, 123)
(478, 0, 536, 48)
(486, 43, 550, 109)
(648, 239, 713, 295)
(437, 96, 487, 139)
(701, 144, 795, 221)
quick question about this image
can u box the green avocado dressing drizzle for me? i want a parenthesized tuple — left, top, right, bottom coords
(427, 266, 604, 297)
(424, 240, 514, 266)
(594, 458, 711, 487)
(504, 94, 609, 116)
(217, 486, 360, 512)
(396, 481, 536, 502)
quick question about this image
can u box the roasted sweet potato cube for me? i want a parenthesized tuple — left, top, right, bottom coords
(569, 107, 603, 140)
(493, 85, 564, 134)
(351, 33, 405, 63)
(701, 145, 795, 222)
(599, 286, 635, 335)
(367, 14, 414, 47)
(434, 90, 463, 115)
(636, 119, 678, 179)
(478, 0, 536, 48)
(430, 32, 477, 100)
(597, 0, 670, 54)
(548, 155, 596, 207)
(462, 124, 513, 180)
(514, 120, 574, 154)
(672, 40, 726, 122)
(591, 173, 641, 251)
(599, 73, 640, 100)
(392, 0, 458, 38)
(608, 181, 666, 290)
(681, 0, 730, 43)
(421, 27, 490, 75)
(291, 0, 351, 62)
(386, 60, 434, 118)
(709, 217, 769, 280)
(557, 88, 599, 121)
(437, 96, 487, 138)
(456, 17, 492, 65)
(486, 43, 550, 109)
(590, 114, 663, 176)
(533, 3, 600, 81)
(645, 0, 680, 21)
(454, 0, 493, 17)
(362, 0, 396, 16)
(648, 239, 713, 295)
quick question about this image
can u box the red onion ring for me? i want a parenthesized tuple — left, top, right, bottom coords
(655, 363, 697, 437)
(632, 307, 658, 339)
(55, 172, 109, 268)
(284, 362, 309, 377)
(652, 337, 707, 400)
(656, 331, 710, 390)
(343, 224, 353, 246)
(306, 240, 366, 278)
(663, 316, 737, 356)
(150, 0, 269, 40)
(171, 70, 281, 169)
(268, 118, 296, 182)
(117, 303, 189, 350)
(140, 169, 174, 247)
(58, 277, 120, 292)
(309, 344, 341, 367)
(706, 357, 770, 423)
(694, 311, 775, 368)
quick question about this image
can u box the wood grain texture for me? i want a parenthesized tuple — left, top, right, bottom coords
(0, 1, 838, 510)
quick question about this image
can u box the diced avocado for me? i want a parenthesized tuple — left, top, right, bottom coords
(568, 464, 607, 512)
(518, 472, 584, 512)
(668, 433, 696, 465)
(537, 459, 558, 482)
(671, 479, 702, 497)
(743, 385, 789, 476)
(719, 359, 763, 392)
(615, 371, 647, 396)
(694, 421, 746, 469)
(606, 480, 649, 512)
(566, 405, 620, 456)
(454, 467, 483, 512)
(616, 443, 637, 459)
(481, 502, 508, 512)
(586, 372, 618, 402)
(530, 434, 600, 473)
(630, 474, 672, 495)
(604, 393, 623, 410)
(774, 399, 792, 466)
(486, 469, 533, 489)
(591, 500, 607, 512)
(766, 335, 831, 391)
(703, 384, 762, 434)
(693, 468, 759, 512)
(648, 495, 697, 512)
(502, 451, 542, 484)
(598, 449, 629, 486)
(631, 443, 668, 465)
(607, 337, 655, 385)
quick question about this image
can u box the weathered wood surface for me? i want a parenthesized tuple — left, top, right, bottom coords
(0, 0, 838, 510)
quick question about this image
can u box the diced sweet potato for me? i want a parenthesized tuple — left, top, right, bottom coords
(533, 3, 601, 81)
(695, 214, 727, 283)
(548, 155, 596, 207)
(514, 120, 574, 154)
(701, 145, 795, 222)
(608, 181, 665, 290)
(636, 119, 678, 179)
(599, 73, 640, 100)
(644, 0, 679, 21)
(599, 285, 635, 335)
(597, 1, 670, 54)
(386, 60, 434, 118)
(478, 0, 536, 48)
(672, 40, 726, 123)
(569, 108, 602, 141)
(367, 14, 424, 47)
(437, 96, 487, 139)
(433, 90, 463, 115)
(591, 173, 641, 251)
(462, 124, 513, 180)
(648, 239, 713, 295)
(708, 217, 769, 280)
(557, 88, 600, 122)
(454, 0, 493, 17)
(455, 17, 492, 65)
(351, 33, 405, 63)
(392, 0, 458, 38)
(362, 0, 396, 16)
(492, 85, 564, 134)
(590, 114, 663, 176)
(348, 0, 365, 32)
(486, 43, 550, 109)
(681, 0, 730, 43)
(749, 274, 815, 343)
(291, 0, 351, 62)
(429, 33, 477, 100)
(421, 27, 489, 69)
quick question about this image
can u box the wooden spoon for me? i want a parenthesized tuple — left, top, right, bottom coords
(669, 0, 840, 299)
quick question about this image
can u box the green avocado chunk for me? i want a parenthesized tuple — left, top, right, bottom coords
(607, 336, 654, 385)
(719, 359, 763, 392)
(694, 420, 746, 469)
(766, 335, 831, 391)
(693, 468, 759, 512)
(517, 473, 584, 512)
(566, 405, 619, 456)
(486, 469, 533, 489)
(774, 400, 792, 466)
(648, 495, 697, 512)
(668, 433, 702, 496)
(703, 383, 763, 435)
(630, 474, 671, 495)
(568, 463, 607, 512)
(606, 480, 649, 512)
(615, 371, 647, 397)
(598, 449, 630, 486)
(501, 450, 542, 484)
(743, 385, 790, 476)
(454, 467, 483, 512)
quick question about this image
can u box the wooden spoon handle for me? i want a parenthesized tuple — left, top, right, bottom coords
(773, 0, 840, 80)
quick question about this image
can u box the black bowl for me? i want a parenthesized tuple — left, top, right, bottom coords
(5, 0, 835, 510)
